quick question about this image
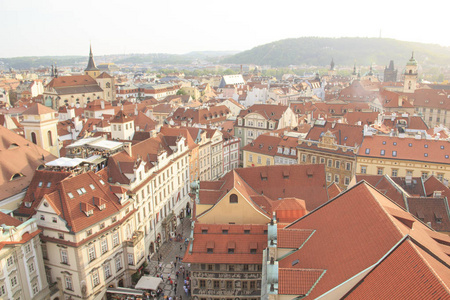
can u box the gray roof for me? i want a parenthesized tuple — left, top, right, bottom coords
(53, 85, 104, 95)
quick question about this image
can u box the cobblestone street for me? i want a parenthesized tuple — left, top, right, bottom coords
(145, 217, 192, 299)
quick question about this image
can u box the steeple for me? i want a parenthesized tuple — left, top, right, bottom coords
(85, 44, 99, 72)
(85, 44, 100, 78)
(330, 58, 335, 71)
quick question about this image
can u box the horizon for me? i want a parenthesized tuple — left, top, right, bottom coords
(1, 0, 449, 58)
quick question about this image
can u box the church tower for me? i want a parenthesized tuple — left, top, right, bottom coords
(403, 52, 418, 93)
(85, 45, 100, 79)
(21, 103, 59, 157)
(328, 58, 336, 76)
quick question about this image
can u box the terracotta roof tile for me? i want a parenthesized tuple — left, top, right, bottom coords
(278, 268, 326, 296)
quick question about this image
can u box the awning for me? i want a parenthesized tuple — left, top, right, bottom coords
(135, 276, 163, 291)
(106, 287, 144, 296)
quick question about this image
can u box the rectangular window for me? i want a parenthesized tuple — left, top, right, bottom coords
(200, 280, 206, 288)
(113, 233, 119, 247)
(327, 159, 332, 167)
(335, 161, 340, 169)
(344, 177, 350, 185)
(101, 239, 108, 254)
(361, 166, 367, 174)
(92, 270, 100, 287)
(28, 262, 35, 273)
(334, 174, 339, 183)
(302, 154, 307, 162)
(61, 249, 68, 264)
(392, 169, 398, 177)
(10, 276, 17, 287)
(377, 168, 384, 175)
(421, 172, 429, 179)
(115, 256, 122, 272)
(7, 256, 13, 267)
(128, 254, 134, 265)
(249, 154, 253, 162)
(227, 281, 233, 289)
(88, 246, 96, 262)
(104, 264, 112, 279)
(266, 158, 270, 166)
(257, 156, 261, 164)
(346, 162, 351, 171)
(326, 173, 332, 182)
(65, 276, 73, 290)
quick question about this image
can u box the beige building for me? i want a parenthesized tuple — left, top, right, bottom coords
(21, 103, 60, 157)
(234, 104, 298, 161)
(297, 121, 364, 189)
(0, 212, 50, 300)
(15, 170, 142, 300)
(356, 134, 450, 182)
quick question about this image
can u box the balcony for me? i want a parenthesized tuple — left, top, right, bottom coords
(125, 231, 144, 247)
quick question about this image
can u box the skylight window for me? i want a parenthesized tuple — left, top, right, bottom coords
(392, 151, 397, 157)
(46, 182, 51, 188)
(382, 141, 386, 145)
(365, 148, 370, 154)
(441, 145, 444, 150)
(393, 142, 397, 146)
(38, 182, 43, 187)
(446, 155, 449, 159)
(380, 150, 385, 156)
(67, 192, 74, 199)
(424, 144, 428, 148)
(424, 153, 428, 157)
(89, 184, 95, 190)
(409, 143, 412, 147)
(99, 179, 105, 185)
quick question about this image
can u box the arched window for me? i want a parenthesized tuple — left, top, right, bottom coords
(31, 132, 37, 144)
(11, 173, 23, 180)
(229, 194, 238, 203)
(106, 82, 111, 88)
(47, 130, 53, 146)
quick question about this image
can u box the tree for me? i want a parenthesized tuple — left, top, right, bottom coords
(176, 89, 187, 95)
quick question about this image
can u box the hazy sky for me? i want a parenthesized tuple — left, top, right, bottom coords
(1, 0, 448, 58)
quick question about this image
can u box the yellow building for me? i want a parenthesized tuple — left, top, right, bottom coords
(242, 132, 298, 168)
(21, 103, 60, 157)
(356, 135, 450, 182)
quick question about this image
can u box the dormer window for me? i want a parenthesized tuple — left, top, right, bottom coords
(278, 147, 283, 154)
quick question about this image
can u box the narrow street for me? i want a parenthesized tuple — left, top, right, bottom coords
(146, 217, 192, 299)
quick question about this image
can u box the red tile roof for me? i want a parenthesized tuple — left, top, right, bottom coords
(182, 224, 267, 264)
(40, 171, 131, 233)
(46, 75, 98, 88)
(0, 125, 56, 201)
(344, 238, 450, 299)
(22, 103, 56, 115)
(278, 268, 326, 296)
(406, 197, 450, 232)
(358, 135, 450, 164)
(278, 181, 450, 298)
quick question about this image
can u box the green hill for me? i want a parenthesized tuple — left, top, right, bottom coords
(221, 37, 450, 67)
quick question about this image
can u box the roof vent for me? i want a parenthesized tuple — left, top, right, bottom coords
(292, 259, 299, 266)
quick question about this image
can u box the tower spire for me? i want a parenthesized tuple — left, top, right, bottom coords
(85, 44, 99, 72)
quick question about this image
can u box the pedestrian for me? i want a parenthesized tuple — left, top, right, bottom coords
(159, 254, 162, 260)
(184, 286, 188, 295)
(170, 261, 174, 269)
(159, 263, 163, 271)
(174, 261, 177, 268)
(174, 282, 177, 291)
(160, 274, 164, 281)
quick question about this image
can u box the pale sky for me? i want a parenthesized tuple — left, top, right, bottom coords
(0, 0, 448, 58)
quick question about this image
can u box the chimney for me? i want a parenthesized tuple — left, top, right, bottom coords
(398, 96, 402, 107)
(101, 100, 105, 109)
(124, 142, 132, 157)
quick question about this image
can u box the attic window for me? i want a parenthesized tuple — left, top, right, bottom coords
(24, 202, 31, 208)
(89, 184, 95, 190)
(441, 146, 444, 150)
(202, 229, 208, 234)
(393, 142, 397, 146)
(222, 230, 229, 235)
(283, 170, 290, 179)
(380, 150, 385, 156)
(47, 182, 51, 188)
(11, 173, 23, 180)
(244, 230, 250, 234)
(292, 259, 299, 266)
(99, 179, 105, 185)
(446, 155, 449, 159)
(424, 144, 428, 148)
(229, 194, 238, 203)
(382, 141, 386, 145)
(409, 143, 412, 147)
(435, 212, 443, 223)
(38, 182, 43, 187)
(424, 153, 428, 157)
(392, 151, 397, 157)
(85, 209, 94, 217)
(67, 192, 74, 199)
(365, 148, 370, 154)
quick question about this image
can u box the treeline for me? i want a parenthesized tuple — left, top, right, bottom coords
(221, 37, 450, 67)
